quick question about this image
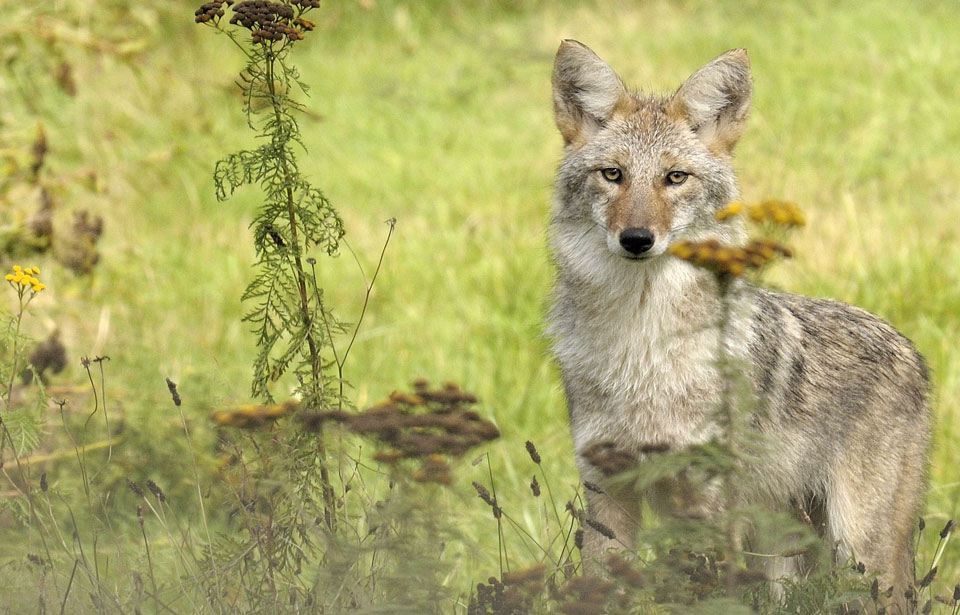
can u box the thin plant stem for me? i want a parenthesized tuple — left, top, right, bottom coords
(716, 276, 739, 597)
(170, 384, 224, 612)
(263, 44, 336, 533)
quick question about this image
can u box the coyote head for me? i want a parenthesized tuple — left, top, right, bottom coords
(551, 41, 751, 262)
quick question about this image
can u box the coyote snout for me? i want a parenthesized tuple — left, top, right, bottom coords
(548, 39, 930, 604)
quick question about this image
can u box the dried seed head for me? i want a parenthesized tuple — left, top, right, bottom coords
(919, 566, 937, 589)
(145, 479, 166, 503)
(922, 599, 932, 614)
(502, 564, 546, 586)
(582, 441, 635, 476)
(606, 553, 646, 588)
(40, 473, 47, 492)
(530, 475, 540, 497)
(953, 584, 960, 601)
(871, 578, 879, 601)
(413, 455, 452, 485)
(165, 378, 181, 407)
(574, 529, 584, 550)
(919, 517, 926, 532)
(583, 480, 604, 495)
(584, 517, 616, 540)
(940, 519, 955, 538)
(127, 480, 145, 498)
(525, 440, 541, 464)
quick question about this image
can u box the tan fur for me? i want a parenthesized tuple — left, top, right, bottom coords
(548, 41, 930, 608)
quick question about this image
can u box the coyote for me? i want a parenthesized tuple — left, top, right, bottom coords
(548, 40, 929, 595)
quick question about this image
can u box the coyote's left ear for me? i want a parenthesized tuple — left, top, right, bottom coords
(667, 49, 752, 155)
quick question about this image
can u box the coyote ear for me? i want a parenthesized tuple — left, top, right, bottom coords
(667, 49, 752, 155)
(552, 40, 632, 146)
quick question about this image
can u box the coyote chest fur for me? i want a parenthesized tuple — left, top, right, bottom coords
(547, 40, 929, 595)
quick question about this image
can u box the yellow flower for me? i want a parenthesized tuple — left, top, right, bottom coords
(715, 202, 744, 221)
(19, 277, 29, 287)
(31, 267, 39, 274)
(12, 265, 21, 273)
(32, 283, 46, 292)
(747, 199, 805, 227)
(4, 274, 12, 282)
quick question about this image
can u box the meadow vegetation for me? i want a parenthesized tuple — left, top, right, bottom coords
(1, 0, 959, 612)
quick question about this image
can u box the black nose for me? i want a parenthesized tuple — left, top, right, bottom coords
(619, 227, 655, 255)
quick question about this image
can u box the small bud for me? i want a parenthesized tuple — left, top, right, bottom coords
(40, 473, 47, 492)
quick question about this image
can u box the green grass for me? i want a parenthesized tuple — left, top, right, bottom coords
(3, 0, 960, 609)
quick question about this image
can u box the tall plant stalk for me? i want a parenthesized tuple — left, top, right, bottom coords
(196, 0, 343, 529)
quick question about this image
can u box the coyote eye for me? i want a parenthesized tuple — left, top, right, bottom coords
(600, 168, 622, 183)
(666, 171, 688, 185)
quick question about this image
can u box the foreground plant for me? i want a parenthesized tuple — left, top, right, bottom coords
(197, 0, 343, 409)
(196, 0, 345, 540)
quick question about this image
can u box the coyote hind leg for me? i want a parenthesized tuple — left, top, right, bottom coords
(826, 448, 923, 610)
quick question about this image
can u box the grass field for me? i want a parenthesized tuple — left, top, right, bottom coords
(3, 0, 960, 611)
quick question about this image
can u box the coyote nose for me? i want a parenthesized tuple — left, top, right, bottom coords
(619, 227, 655, 255)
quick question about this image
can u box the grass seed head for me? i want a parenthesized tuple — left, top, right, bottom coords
(145, 479, 166, 503)
(584, 517, 616, 540)
(940, 519, 955, 538)
(525, 440, 541, 464)
(127, 480, 145, 498)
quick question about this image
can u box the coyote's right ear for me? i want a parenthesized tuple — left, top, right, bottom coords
(552, 40, 632, 147)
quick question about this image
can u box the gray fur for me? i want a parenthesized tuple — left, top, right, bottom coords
(548, 40, 930, 598)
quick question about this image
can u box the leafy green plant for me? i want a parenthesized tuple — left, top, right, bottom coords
(198, 0, 344, 409)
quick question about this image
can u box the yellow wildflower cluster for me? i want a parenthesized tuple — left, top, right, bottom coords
(748, 199, 805, 226)
(715, 199, 805, 227)
(714, 201, 743, 221)
(212, 399, 299, 428)
(669, 238, 792, 277)
(5, 265, 46, 292)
